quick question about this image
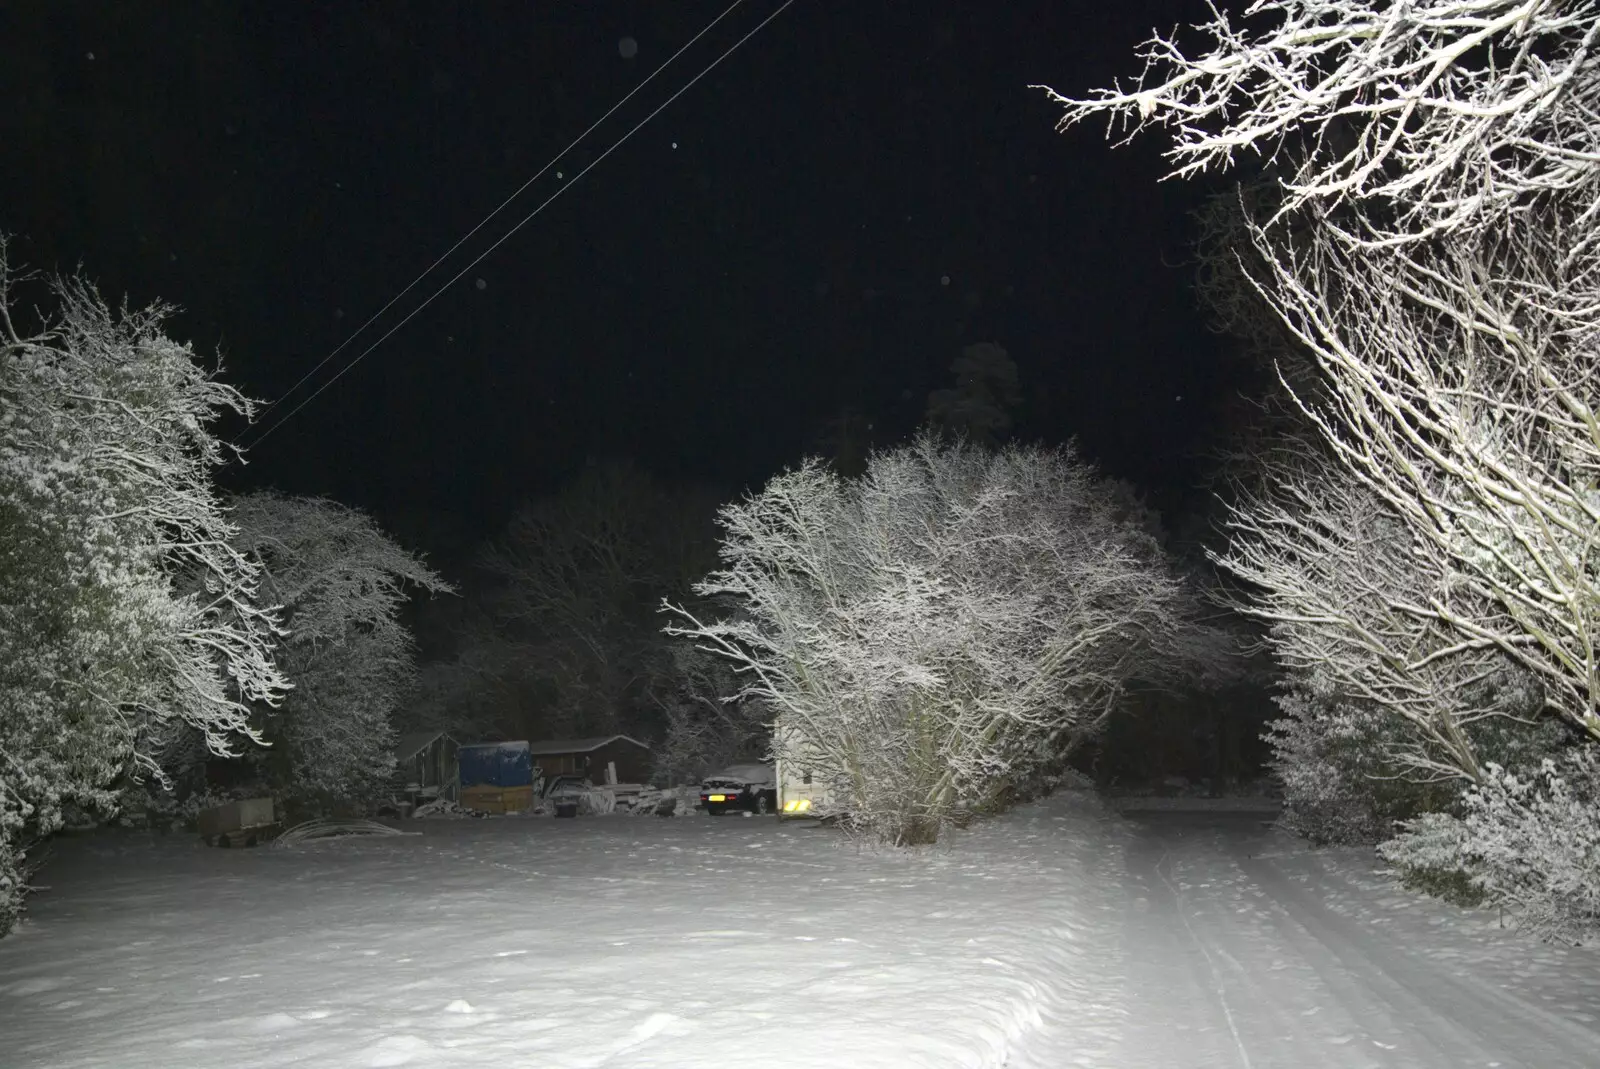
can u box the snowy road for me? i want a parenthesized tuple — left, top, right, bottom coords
(1113, 810, 1600, 1069)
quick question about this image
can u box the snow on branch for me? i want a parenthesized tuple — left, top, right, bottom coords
(1239, 194, 1600, 745)
(1055, 2, 1600, 750)
(1041, 0, 1600, 245)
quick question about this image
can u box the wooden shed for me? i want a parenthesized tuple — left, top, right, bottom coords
(393, 730, 459, 802)
(528, 735, 652, 785)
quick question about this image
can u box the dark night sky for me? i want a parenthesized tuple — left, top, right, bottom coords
(1, 0, 1235, 564)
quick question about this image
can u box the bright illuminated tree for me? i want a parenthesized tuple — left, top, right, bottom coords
(665, 435, 1214, 844)
(0, 247, 287, 931)
(1048, 1, 1600, 747)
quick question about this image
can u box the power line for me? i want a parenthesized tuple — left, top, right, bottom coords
(248, 0, 796, 448)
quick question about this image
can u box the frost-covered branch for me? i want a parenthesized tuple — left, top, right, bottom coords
(1041, 0, 1600, 246)
(1236, 202, 1600, 744)
(1216, 460, 1535, 783)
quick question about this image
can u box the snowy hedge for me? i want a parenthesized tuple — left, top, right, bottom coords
(1268, 677, 1569, 846)
(1381, 749, 1600, 943)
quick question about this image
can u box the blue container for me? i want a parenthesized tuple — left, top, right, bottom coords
(457, 741, 534, 788)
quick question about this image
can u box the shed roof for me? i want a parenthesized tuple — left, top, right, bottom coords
(394, 730, 456, 762)
(525, 734, 649, 756)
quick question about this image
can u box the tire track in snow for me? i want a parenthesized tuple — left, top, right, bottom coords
(1237, 844, 1600, 1068)
(1114, 811, 1600, 1068)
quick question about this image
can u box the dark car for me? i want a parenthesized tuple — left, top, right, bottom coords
(542, 774, 591, 817)
(700, 763, 778, 815)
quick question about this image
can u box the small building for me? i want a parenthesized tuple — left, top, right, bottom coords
(393, 730, 459, 802)
(528, 735, 652, 785)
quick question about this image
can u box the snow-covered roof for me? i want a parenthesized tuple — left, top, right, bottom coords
(394, 730, 455, 761)
(525, 735, 649, 756)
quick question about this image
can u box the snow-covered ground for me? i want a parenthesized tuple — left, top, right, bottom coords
(0, 791, 1128, 1068)
(5, 798, 1599, 1068)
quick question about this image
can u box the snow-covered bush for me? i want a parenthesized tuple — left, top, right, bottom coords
(1271, 670, 1569, 844)
(229, 492, 451, 814)
(0, 838, 23, 936)
(1271, 690, 1429, 845)
(666, 434, 1206, 844)
(1381, 749, 1600, 942)
(1375, 810, 1483, 907)
(0, 249, 288, 934)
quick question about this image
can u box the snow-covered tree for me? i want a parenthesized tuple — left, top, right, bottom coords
(0, 247, 288, 933)
(1248, 220, 1600, 745)
(1049, 6, 1600, 907)
(1220, 463, 1518, 783)
(1049, 0, 1600, 745)
(665, 434, 1206, 844)
(228, 492, 451, 812)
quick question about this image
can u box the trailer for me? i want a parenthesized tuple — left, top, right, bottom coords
(458, 741, 536, 814)
(197, 797, 279, 848)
